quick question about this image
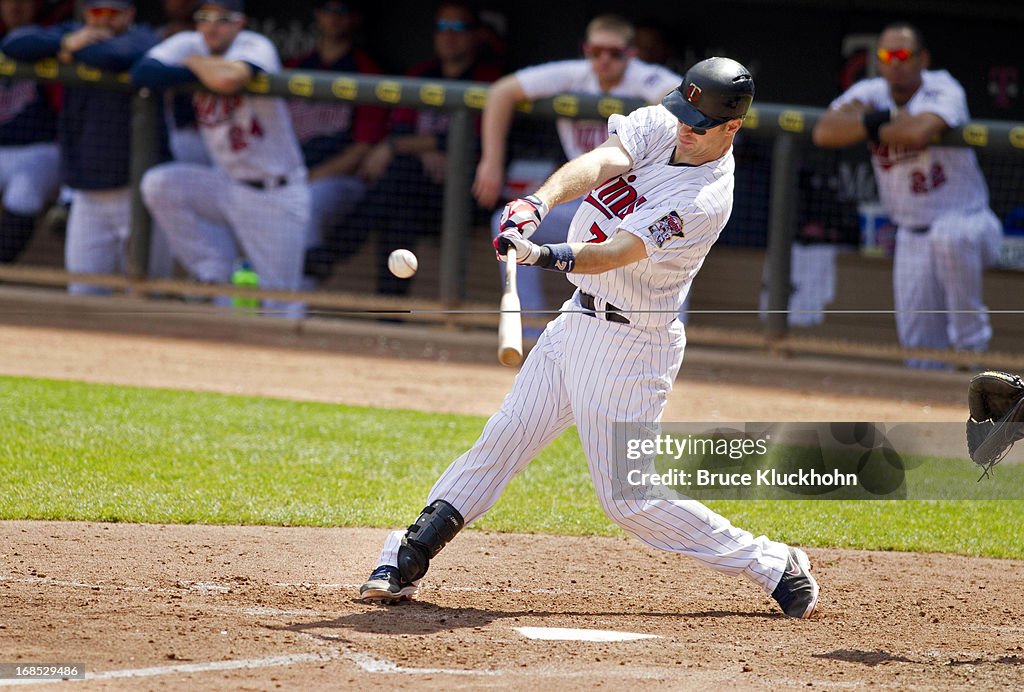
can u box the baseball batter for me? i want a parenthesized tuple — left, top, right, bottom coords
(473, 15, 682, 329)
(360, 58, 820, 620)
(0, 0, 60, 263)
(813, 22, 1001, 367)
(133, 0, 310, 317)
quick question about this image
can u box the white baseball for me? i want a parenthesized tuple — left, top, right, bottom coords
(387, 249, 418, 279)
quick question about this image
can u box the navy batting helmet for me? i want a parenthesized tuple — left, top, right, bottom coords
(662, 57, 754, 130)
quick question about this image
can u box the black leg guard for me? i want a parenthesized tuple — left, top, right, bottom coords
(0, 211, 37, 263)
(397, 499, 464, 583)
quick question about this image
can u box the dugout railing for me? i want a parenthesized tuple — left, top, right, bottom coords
(2, 55, 1023, 366)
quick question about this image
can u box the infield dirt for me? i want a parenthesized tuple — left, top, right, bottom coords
(1, 317, 1022, 689)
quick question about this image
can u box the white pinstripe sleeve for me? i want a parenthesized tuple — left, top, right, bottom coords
(607, 107, 661, 167)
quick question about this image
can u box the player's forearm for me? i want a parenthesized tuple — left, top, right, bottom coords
(390, 133, 440, 156)
(525, 232, 647, 275)
(478, 77, 522, 168)
(811, 110, 869, 148)
(310, 142, 370, 178)
(184, 55, 253, 94)
(879, 112, 946, 149)
(534, 144, 631, 208)
(562, 238, 647, 274)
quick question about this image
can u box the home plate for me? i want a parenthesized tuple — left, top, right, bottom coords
(514, 627, 658, 642)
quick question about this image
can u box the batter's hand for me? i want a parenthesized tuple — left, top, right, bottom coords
(494, 229, 543, 265)
(499, 195, 549, 239)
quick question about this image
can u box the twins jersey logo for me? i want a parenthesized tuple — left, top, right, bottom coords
(871, 142, 924, 170)
(648, 210, 685, 247)
(583, 175, 647, 220)
(193, 93, 243, 128)
(686, 83, 702, 104)
(289, 101, 353, 142)
(572, 122, 607, 154)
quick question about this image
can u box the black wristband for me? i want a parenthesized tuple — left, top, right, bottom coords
(862, 109, 892, 143)
(537, 243, 576, 273)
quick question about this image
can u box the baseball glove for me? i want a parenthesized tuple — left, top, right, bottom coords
(966, 371, 1024, 478)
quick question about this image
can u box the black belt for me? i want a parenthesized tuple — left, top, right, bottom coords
(240, 176, 289, 190)
(908, 225, 930, 234)
(579, 292, 630, 325)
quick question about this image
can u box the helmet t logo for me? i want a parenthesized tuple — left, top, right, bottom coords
(686, 83, 702, 103)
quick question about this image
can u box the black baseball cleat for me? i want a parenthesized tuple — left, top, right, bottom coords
(771, 547, 820, 618)
(359, 565, 418, 602)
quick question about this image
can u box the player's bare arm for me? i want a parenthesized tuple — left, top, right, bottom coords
(493, 136, 636, 272)
(534, 135, 634, 209)
(495, 221, 647, 274)
(558, 231, 648, 274)
(879, 110, 948, 148)
(359, 133, 442, 182)
(812, 101, 873, 148)
(473, 75, 527, 207)
(307, 142, 371, 181)
(182, 54, 252, 94)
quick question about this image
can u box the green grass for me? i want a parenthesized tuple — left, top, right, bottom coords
(1, 375, 1022, 559)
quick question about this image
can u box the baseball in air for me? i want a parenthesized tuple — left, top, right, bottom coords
(388, 248, 418, 279)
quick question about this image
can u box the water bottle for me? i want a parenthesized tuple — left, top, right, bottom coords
(231, 260, 260, 313)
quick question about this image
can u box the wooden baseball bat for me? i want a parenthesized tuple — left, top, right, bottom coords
(497, 247, 523, 367)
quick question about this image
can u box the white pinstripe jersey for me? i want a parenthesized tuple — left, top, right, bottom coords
(516, 59, 681, 161)
(830, 70, 990, 227)
(567, 105, 735, 327)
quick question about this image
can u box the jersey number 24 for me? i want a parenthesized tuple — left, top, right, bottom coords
(229, 117, 265, 152)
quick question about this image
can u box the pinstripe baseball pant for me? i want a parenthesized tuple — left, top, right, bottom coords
(376, 294, 790, 592)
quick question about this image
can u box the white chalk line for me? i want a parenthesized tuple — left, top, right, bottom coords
(1, 574, 565, 597)
(276, 581, 565, 595)
(1, 575, 533, 681)
(0, 574, 221, 596)
(0, 652, 338, 687)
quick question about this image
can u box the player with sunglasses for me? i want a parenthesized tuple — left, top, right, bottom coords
(472, 14, 682, 337)
(132, 0, 311, 318)
(1, 0, 157, 293)
(813, 22, 1002, 368)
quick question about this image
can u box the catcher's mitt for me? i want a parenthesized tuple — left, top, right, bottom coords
(966, 371, 1024, 478)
